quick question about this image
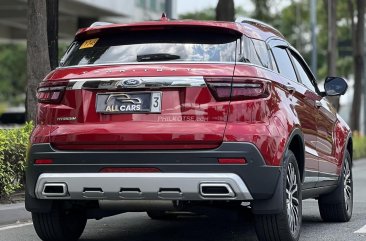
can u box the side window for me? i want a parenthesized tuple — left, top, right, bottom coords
(272, 47, 298, 82)
(241, 37, 270, 69)
(289, 51, 317, 93)
(269, 50, 278, 72)
(60, 42, 78, 66)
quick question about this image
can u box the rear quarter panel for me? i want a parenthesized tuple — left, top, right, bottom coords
(224, 64, 299, 166)
(333, 114, 352, 175)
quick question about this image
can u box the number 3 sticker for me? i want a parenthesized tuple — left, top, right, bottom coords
(151, 92, 162, 113)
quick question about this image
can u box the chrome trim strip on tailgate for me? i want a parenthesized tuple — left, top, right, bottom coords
(67, 76, 206, 90)
(35, 173, 253, 201)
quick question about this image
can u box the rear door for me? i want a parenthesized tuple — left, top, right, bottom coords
(271, 46, 319, 189)
(48, 27, 240, 150)
(287, 49, 339, 186)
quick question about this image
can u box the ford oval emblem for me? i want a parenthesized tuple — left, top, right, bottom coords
(116, 79, 142, 88)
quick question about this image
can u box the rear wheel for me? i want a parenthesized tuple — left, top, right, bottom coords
(318, 151, 353, 222)
(32, 203, 87, 241)
(254, 150, 302, 241)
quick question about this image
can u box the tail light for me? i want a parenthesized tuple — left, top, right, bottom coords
(205, 77, 270, 101)
(37, 80, 68, 103)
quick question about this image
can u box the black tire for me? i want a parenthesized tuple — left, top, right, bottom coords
(318, 151, 353, 222)
(146, 211, 177, 220)
(32, 203, 87, 241)
(254, 150, 302, 241)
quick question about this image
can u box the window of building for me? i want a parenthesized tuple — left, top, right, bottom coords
(271, 47, 298, 82)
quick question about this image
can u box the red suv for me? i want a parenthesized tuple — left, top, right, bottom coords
(26, 17, 352, 241)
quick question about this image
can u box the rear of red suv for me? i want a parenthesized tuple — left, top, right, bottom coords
(26, 19, 351, 241)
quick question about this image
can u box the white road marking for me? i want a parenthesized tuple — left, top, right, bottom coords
(0, 222, 33, 231)
(355, 224, 366, 233)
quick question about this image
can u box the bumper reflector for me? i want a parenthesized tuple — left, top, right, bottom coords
(35, 159, 54, 164)
(218, 158, 247, 164)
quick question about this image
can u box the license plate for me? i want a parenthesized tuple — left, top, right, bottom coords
(96, 92, 162, 114)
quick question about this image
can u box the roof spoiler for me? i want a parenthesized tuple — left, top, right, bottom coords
(89, 22, 114, 28)
(235, 17, 284, 38)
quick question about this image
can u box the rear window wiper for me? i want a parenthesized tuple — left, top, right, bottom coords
(137, 53, 181, 62)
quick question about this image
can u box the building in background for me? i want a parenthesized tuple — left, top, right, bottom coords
(0, 0, 177, 42)
(0, 0, 176, 125)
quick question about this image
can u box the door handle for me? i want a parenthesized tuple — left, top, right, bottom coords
(315, 100, 322, 108)
(284, 84, 296, 93)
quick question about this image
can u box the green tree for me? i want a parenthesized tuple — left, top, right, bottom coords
(324, 0, 339, 110)
(179, 6, 248, 21)
(251, 0, 272, 22)
(349, 0, 365, 131)
(0, 44, 26, 105)
(273, 1, 353, 81)
(216, 0, 235, 21)
(27, 0, 50, 122)
(179, 7, 215, 20)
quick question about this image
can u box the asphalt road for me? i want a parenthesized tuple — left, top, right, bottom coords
(1, 161, 366, 241)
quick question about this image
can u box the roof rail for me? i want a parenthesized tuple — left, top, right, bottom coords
(235, 17, 284, 38)
(89, 22, 114, 28)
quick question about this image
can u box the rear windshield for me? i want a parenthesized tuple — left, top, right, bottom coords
(60, 29, 239, 66)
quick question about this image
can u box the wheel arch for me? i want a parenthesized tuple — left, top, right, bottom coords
(252, 128, 304, 215)
(285, 128, 305, 183)
(346, 134, 353, 165)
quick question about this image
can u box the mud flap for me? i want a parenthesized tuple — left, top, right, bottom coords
(25, 191, 53, 213)
(251, 168, 284, 214)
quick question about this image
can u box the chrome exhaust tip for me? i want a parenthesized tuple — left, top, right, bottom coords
(42, 183, 68, 197)
(199, 183, 235, 198)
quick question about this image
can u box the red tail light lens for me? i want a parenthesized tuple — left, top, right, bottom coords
(205, 77, 232, 100)
(37, 81, 68, 103)
(205, 77, 270, 101)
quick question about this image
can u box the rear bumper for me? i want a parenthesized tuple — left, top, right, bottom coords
(35, 173, 252, 200)
(26, 142, 281, 201)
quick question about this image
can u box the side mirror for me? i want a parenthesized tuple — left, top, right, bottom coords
(324, 77, 348, 96)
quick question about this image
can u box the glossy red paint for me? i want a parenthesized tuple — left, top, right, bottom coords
(46, 64, 237, 80)
(36, 64, 235, 150)
(27, 20, 356, 241)
(31, 19, 352, 179)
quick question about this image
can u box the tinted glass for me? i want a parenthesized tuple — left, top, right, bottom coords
(290, 52, 316, 92)
(269, 50, 278, 72)
(272, 47, 298, 81)
(241, 37, 270, 68)
(61, 30, 238, 66)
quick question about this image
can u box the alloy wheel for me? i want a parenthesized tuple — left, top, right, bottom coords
(286, 162, 300, 235)
(343, 159, 352, 213)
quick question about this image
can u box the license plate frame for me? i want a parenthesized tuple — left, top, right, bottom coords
(96, 92, 162, 114)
